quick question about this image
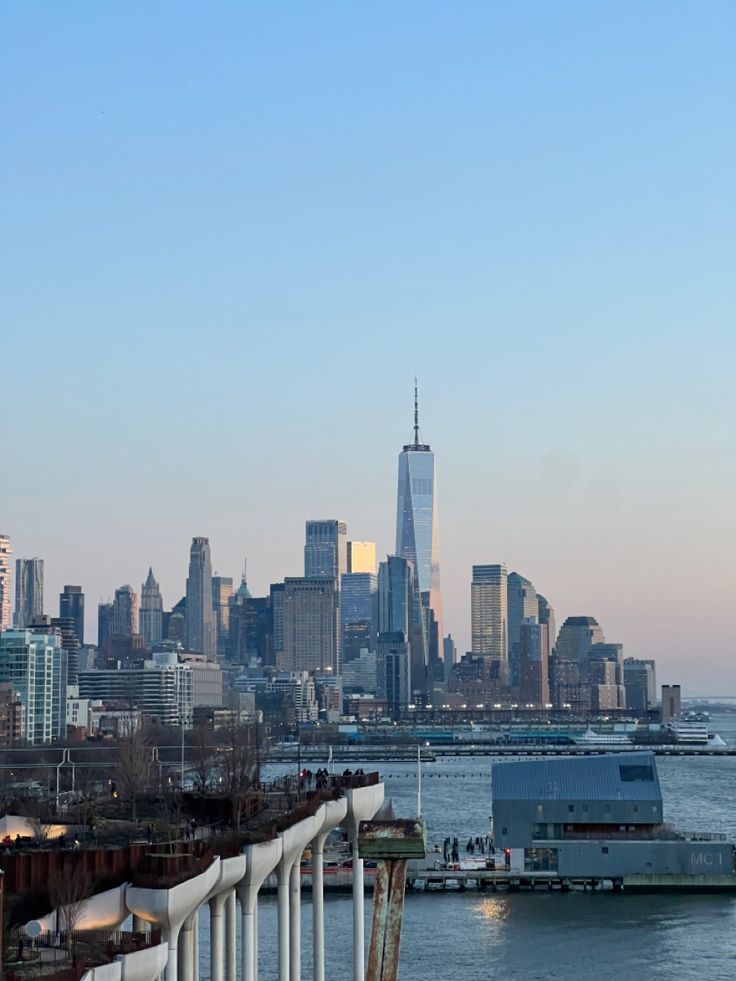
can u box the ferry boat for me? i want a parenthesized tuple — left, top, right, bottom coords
(666, 721, 709, 744)
(573, 727, 632, 747)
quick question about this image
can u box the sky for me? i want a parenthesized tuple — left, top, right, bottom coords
(2, 2, 734, 693)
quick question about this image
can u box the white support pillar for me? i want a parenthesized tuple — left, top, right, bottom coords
(208, 892, 227, 981)
(193, 912, 199, 981)
(202, 856, 245, 981)
(276, 813, 324, 981)
(132, 913, 149, 935)
(179, 911, 196, 981)
(237, 838, 284, 981)
(311, 797, 348, 981)
(289, 860, 301, 981)
(345, 784, 385, 981)
(225, 890, 237, 981)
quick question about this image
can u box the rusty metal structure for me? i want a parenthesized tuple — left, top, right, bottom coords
(358, 819, 426, 981)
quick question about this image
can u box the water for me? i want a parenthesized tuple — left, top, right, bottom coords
(196, 712, 736, 979)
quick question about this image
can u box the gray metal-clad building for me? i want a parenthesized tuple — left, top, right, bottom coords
(492, 753, 734, 880)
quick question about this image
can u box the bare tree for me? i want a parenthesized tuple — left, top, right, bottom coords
(116, 725, 152, 821)
(190, 724, 215, 793)
(220, 723, 259, 832)
(48, 869, 92, 960)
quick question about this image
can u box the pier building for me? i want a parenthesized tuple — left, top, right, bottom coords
(492, 752, 734, 883)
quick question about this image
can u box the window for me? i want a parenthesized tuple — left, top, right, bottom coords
(633, 804, 639, 814)
(602, 847, 609, 854)
(501, 827, 507, 835)
(537, 804, 543, 814)
(568, 804, 575, 813)
(619, 764, 655, 782)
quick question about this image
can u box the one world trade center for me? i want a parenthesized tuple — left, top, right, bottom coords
(395, 382, 443, 678)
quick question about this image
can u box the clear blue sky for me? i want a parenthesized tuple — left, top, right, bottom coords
(2, 2, 734, 691)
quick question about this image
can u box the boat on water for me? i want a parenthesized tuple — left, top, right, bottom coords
(666, 721, 726, 747)
(573, 727, 632, 747)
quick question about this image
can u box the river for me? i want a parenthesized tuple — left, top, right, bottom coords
(196, 712, 736, 979)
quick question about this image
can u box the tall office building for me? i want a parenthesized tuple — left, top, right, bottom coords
(554, 616, 605, 663)
(395, 383, 442, 646)
(0, 535, 11, 630)
(377, 555, 426, 688)
(347, 541, 377, 575)
(113, 585, 138, 636)
(340, 572, 378, 663)
(186, 537, 216, 658)
(97, 602, 114, 649)
(281, 577, 341, 674)
(661, 684, 681, 724)
(304, 520, 348, 580)
(519, 619, 550, 707)
(471, 564, 508, 668)
(14, 557, 44, 627)
(59, 585, 85, 646)
(537, 594, 556, 661)
(140, 568, 164, 647)
(507, 572, 538, 684)
(211, 575, 233, 658)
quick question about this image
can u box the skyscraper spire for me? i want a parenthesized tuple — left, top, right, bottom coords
(413, 376, 420, 447)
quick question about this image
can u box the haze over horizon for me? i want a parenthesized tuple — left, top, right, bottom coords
(3, 2, 734, 692)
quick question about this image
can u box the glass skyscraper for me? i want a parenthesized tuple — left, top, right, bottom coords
(395, 385, 442, 661)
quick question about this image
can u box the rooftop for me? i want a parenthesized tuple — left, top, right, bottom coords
(492, 752, 662, 803)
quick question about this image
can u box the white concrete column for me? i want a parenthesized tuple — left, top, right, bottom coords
(351, 830, 365, 981)
(225, 890, 237, 981)
(179, 911, 196, 981)
(237, 838, 283, 981)
(276, 813, 324, 981)
(208, 892, 227, 981)
(311, 798, 348, 981)
(192, 913, 199, 981)
(345, 784, 385, 981)
(289, 860, 301, 981)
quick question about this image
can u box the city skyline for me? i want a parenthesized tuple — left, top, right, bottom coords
(3, 3, 734, 692)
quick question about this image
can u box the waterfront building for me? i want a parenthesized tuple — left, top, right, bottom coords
(340, 572, 377, 663)
(59, 585, 85, 646)
(280, 577, 340, 674)
(304, 520, 348, 580)
(14, 557, 44, 627)
(519, 618, 549, 707)
(113, 585, 139, 637)
(492, 752, 732, 880)
(0, 629, 67, 744)
(661, 684, 682, 724)
(471, 564, 508, 676)
(507, 572, 538, 685)
(347, 541, 377, 574)
(554, 616, 605, 663)
(395, 383, 442, 649)
(186, 537, 216, 657)
(0, 535, 12, 630)
(211, 574, 233, 658)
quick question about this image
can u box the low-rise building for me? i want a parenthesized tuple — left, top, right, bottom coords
(492, 752, 733, 879)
